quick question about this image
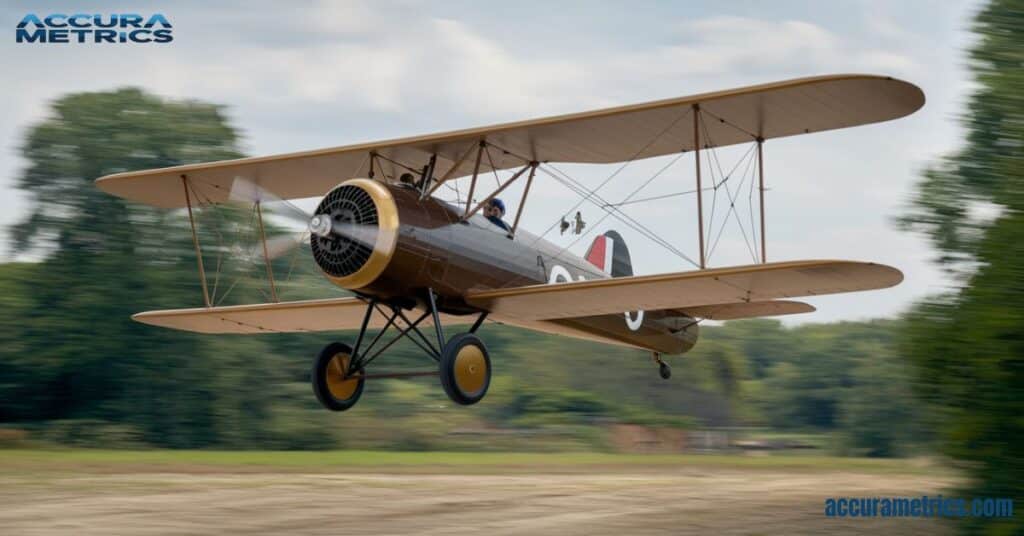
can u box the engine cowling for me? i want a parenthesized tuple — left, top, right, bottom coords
(310, 179, 400, 290)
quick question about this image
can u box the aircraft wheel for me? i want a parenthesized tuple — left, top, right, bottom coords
(659, 362, 672, 380)
(312, 342, 365, 411)
(439, 333, 491, 405)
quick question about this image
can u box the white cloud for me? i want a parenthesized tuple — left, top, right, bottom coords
(602, 16, 919, 87)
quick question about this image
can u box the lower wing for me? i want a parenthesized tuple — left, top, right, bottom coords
(466, 259, 900, 321)
(132, 297, 470, 334)
(130, 260, 897, 349)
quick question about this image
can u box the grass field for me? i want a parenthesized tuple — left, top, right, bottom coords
(0, 449, 959, 535)
(0, 448, 952, 473)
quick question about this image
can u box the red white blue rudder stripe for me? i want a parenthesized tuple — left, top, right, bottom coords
(584, 230, 633, 277)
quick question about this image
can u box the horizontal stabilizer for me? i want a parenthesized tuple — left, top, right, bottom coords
(132, 297, 469, 334)
(466, 260, 901, 321)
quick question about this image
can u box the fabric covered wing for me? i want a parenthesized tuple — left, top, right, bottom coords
(465, 260, 900, 321)
(675, 300, 815, 320)
(132, 297, 470, 334)
(95, 75, 923, 208)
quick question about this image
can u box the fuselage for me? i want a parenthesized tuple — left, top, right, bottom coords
(309, 179, 697, 354)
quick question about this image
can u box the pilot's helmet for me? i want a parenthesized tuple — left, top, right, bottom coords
(489, 198, 506, 215)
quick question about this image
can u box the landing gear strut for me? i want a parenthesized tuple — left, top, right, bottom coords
(310, 290, 491, 412)
(653, 352, 671, 380)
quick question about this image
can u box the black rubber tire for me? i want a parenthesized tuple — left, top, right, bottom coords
(439, 333, 492, 405)
(312, 342, 365, 412)
(659, 362, 672, 380)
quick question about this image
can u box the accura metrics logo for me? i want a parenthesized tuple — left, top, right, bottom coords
(16, 13, 173, 44)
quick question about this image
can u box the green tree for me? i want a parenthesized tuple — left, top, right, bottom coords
(899, 1, 1024, 533)
(1, 88, 284, 447)
(836, 341, 921, 458)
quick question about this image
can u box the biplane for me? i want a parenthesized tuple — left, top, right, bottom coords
(95, 74, 924, 411)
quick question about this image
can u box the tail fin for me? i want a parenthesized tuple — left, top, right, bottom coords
(584, 230, 633, 277)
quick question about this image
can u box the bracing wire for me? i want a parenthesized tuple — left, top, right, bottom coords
(484, 144, 502, 188)
(529, 105, 770, 271)
(527, 108, 694, 248)
(707, 147, 757, 262)
(704, 139, 760, 262)
(544, 161, 696, 264)
(540, 154, 701, 269)
(481, 127, 702, 270)
(601, 185, 714, 207)
(700, 117, 758, 263)
(542, 162, 684, 256)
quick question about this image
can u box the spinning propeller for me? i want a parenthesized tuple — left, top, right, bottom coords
(227, 178, 382, 263)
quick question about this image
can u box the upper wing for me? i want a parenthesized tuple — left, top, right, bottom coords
(96, 74, 923, 208)
(132, 297, 470, 334)
(466, 260, 901, 321)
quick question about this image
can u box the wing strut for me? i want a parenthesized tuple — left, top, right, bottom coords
(426, 141, 478, 197)
(757, 137, 767, 263)
(463, 159, 537, 221)
(463, 141, 486, 218)
(182, 175, 211, 307)
(254, 201, 279, 303)
(510, 163, 538, 236)
(693, 104, 706, 269)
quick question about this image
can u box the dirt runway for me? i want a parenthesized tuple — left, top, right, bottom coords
(0, 466, 955, 535)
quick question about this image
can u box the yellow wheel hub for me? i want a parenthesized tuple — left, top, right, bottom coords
(453, 345, 487, 396)
(325, 353, 360, 400)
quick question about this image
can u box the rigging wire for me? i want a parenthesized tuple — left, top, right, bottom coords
(540, 132, 761, 270)
(352, 153, 369, 179)
(475, 132, 701, 269)
(484, 143, 502, 189)
(700, 117, 758, 263)
(540, 154, 701, 268)
(707, 150, 756, 261)
(187, 177, 300, 306)
(185, 180, 225, 303)
(601, 185, 714, 207)
(527, 108, 694, 248)
(699, 108, 760, 141)
(699, 128, 759, 251)
(541, 161, 697, 264)
(542, 162, 680, 253)
(373, 152, 419, 176)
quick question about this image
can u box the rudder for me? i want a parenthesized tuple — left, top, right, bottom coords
(584, 230, 633, 277)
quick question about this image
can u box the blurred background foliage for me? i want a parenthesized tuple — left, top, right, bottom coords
(0, 1, 1022, 533)
(896, 1, 1024, 533)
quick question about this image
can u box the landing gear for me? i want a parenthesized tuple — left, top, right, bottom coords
(653, 352, 671, 380)
(310, 290, 492, 412)
(439, 333, 491, 405)
(312, 342, 365, 411)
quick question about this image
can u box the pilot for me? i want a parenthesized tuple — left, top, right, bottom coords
(484, 198, 510, 231)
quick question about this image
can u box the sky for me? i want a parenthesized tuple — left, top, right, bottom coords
(0, 0, 984, 323)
